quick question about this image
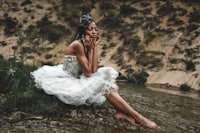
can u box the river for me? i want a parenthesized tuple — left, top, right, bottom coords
(117, 81, 200, 133)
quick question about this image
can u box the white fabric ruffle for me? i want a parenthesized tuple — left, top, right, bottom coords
(31, 62, 119, 106)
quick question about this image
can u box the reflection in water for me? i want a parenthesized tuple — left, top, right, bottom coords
(117, 82, 200, 133)
(147, 86, 200, 100)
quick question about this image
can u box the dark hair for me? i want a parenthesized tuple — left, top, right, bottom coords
(74, 14, 94, 40)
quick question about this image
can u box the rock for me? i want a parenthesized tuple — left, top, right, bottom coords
(50, 121, 60, 126)
(126, 126, 138, 131)
(29, 116, 44, 120)
(7, 111, 26, 123)
(70, 110, 77, 117)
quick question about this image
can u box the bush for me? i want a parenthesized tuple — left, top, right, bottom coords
(126, 70, 149, 85)
(180, 83, 191, 91)
(120, 4, 138, 16)
(100, 1, 116, 11)
(0, 57, 74, 115)
(136, 51, 163, 68)
(4, 16, 21, 36)
(189, 10, 200, 23)
(30, 15, 71, 43)
(185, 60, 195, 71)
(21, 0, 32, 6)
(157, 4, 176, 16)
(187, 24, 199, 33)
(99, 13, 123, 29)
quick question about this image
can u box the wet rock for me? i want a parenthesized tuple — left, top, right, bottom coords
(29, 116, 44, 120)
(7, 111, 26, 123)
(70, 110, 77, 117)
(126, 126, 138, 131)
(50, 121, 61, 126)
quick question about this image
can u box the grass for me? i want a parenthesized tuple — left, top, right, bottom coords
(0, 56, 72, 116)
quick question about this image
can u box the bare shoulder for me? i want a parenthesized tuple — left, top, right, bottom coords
(66, 40, 84, 55)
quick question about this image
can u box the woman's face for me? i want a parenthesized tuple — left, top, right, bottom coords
(85, 22, 98, 38)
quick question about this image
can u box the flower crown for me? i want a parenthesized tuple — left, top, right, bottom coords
(80, 14, 93, 26)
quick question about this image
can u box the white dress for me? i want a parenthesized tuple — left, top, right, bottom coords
(31, 55, 119, 106)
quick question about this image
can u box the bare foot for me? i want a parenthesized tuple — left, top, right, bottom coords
(138, 117, 160, 129)
(114, 112, 136, 125)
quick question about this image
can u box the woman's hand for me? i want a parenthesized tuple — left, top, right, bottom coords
(85, 35, 93, 50)
(93, 33, 100, 46)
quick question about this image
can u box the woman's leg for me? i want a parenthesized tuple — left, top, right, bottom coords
(107, 90, 159, 129)
(114, 111, 136, 125)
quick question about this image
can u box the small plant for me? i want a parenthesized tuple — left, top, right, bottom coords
(157, 4, 176, 16)
(100, 1, 116, 11)
(180, 83, 191, 91)
(126, 70, 149, 85)
(185, 60, 195, 71)
(99, 13, 122, 29)
(187, 24, 199, 33)
(169, 58, 178, 64)
(189, 9, 200, 23)
(4, 16, 21, 36)
(120, 4, 138, 16)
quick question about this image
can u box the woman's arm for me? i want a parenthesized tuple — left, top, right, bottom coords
(92, 34, 100, 72)
(92, 45, 98, 73)
(74, 41, 93, 77)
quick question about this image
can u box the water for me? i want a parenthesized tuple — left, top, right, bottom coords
(117, 82, 200, 133)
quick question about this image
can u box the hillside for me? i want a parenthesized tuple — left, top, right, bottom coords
(0, 0, 200, 90)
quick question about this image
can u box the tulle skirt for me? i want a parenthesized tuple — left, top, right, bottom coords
(31, 65, 119, 106)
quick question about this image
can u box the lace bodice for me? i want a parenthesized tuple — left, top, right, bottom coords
(63, 55, 82, 78)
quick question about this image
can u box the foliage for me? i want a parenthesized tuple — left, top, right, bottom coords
(21, 0, 32, 6)
(180, 83, 191, 91)
(37, 15, 71, 42)
(136, 51, 163, 68)
(126, 69, 149, 85)
(100, 1, 116, 11)
(0, 56, 72, 115)
(120, 4, 138, 16)
(189, 9, 200, 23)
(145, 32, 156, 44)
(3, 16, 21, 36)
(99, 13, 123, 29)
(185, 60, 195, 71)
(187, 24, 199, 33)
(157, 4, 176, 16)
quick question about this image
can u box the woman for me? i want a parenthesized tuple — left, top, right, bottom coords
(31, 14, 159, 129)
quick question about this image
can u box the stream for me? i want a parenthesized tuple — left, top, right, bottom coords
(118, 82, 200, 133)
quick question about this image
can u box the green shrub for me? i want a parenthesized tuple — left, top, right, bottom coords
(185, 60, 195, 71)
(4, 16, 21, 36)
(99, 13, 122, 29)
(120, 4, 138, 16)
(185, 48, 193, 57)
(169, 58, 178, 64)
(136, 51, 163, 68)
(157, 4, 176, 16)
(26, 15, 71, 43)
(187, 24, 199, 33)
(100, 1, 116, 11)
(21, 0, 32, 6)
(0, 57, 72, 115)
(168, 15, 184, 26)
(126, 70, 149, 85)
(145, 32, 156, 43)
(189, 9, 200, 23)
(180, 83, 191, 91)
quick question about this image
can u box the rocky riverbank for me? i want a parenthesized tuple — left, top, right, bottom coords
(0, 104, 153, 133)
